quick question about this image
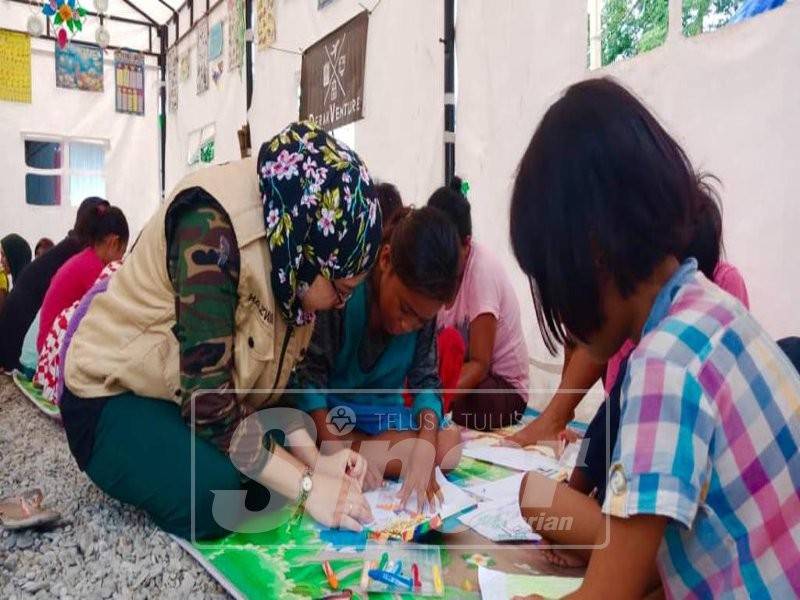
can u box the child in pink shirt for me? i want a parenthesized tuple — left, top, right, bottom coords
(37, 206, 128, 352)
(429, 178, 530, 431)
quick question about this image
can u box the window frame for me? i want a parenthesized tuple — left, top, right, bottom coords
(21, 132, 110, 207)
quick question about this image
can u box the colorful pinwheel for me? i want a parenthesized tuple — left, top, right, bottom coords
(42, 0, 87, 48)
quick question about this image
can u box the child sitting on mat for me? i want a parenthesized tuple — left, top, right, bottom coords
(291, 206, 463, 511)
(511, 78, 800, 598)
(428, 177, 530, 431)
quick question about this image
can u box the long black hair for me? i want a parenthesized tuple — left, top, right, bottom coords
(427, 176, 472, 244)
(510, 78, 716, 354)
(385, 206, 461, 303)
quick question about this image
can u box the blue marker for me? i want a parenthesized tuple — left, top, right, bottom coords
(368, 569, 414, 591)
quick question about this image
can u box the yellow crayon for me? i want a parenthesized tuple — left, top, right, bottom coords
(433, 565, 443, 595)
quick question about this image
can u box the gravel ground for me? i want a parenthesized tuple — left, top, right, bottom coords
(0, 374, 227, 599)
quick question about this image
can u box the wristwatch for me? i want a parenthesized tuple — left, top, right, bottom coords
(297, 467, 313, 504)
(287, 467, 313, 532)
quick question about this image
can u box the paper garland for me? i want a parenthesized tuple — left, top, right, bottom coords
(227, 0, 245, 71)
(196, 16, 209, 94)
(0, 29, 32, 104)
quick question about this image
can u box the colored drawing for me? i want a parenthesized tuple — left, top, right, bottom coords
(445, 456, 515, 487)
(208, 21, 223, 61)
(364, 469, 475, 542)
(167, 46, 178, 112)
(227, 0, 245, 71)
(196, 16, 209, 94)
(255, 0, 276, 50)
(55, 40, 103, 92)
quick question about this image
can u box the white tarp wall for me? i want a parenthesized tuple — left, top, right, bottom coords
(164, 1, 248, 192)
(456, 0, 800, 373)
(249, 0, 443, 207)
(0, 16, 161, 247)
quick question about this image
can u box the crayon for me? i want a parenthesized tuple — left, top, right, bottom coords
(378, 552, 388, 571)
(322, 561, 339, 590)
(368, 569, 413, 591)
(433, 564, 443, 595)
(319, 591, 352, 600)
(411, 563, 421, 589)
(359, 560, 372, 590)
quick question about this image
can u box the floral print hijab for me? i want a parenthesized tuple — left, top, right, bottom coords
(257, 121, 382, 326)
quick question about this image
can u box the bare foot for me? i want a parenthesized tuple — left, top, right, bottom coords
(540, 546, 586, 568)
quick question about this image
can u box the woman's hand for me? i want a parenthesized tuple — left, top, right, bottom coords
(305, 469, 373, 531)
(314, 447, 367, 488)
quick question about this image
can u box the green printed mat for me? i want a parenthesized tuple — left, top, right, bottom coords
(172, 412, 589, 598)
(174, 453, 521, 599)
(173, 509, 478, 599)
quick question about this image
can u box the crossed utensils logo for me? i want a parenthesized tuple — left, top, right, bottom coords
(322, 34, 347, 103)
(326, 405, 356, 436)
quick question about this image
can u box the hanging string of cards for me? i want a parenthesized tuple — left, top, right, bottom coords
(114, 49, 144, 116)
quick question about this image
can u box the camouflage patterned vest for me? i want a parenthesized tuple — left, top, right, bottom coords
(64, 158, 313, 410)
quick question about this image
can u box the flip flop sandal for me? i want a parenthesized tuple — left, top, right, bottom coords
(0, 488, 61, 530)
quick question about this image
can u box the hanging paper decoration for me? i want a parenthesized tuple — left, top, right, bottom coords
(0, 29, 32, 104)
(179, 50, 190, 82)
(55, 40, 103, 91)
(167, 46, 178, 112)
(196, 17, 209, 94)
(95, 25, 109, 48)
(27, 15, 44, 37)
(42, 0, 88, 49)
(208, 21, 224, 87)
(256, 0, 276, 50)
(227, 0, 245, 71)
(208, 21, 223, 61)
(115, 49, 144, 115)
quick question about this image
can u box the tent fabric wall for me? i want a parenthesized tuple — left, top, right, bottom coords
(164, 12, 248, 192)
(0, 37, 161, 249)
(249, 0, 443, 207)
(455, 0, 800, 369)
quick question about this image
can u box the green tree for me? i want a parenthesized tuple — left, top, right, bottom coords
(682, 0, 741, 37)
(600, 0, 742, 66)
(601, 0, 669, 66)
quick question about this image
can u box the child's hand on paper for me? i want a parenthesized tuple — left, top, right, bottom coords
(396, 411, 444, 513)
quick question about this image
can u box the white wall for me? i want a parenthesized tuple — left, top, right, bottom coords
(164, 9, 248, 192)
(249, 0, 444, 207)
(456, 0, 800, 373)
(0, 36, 161, 249)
